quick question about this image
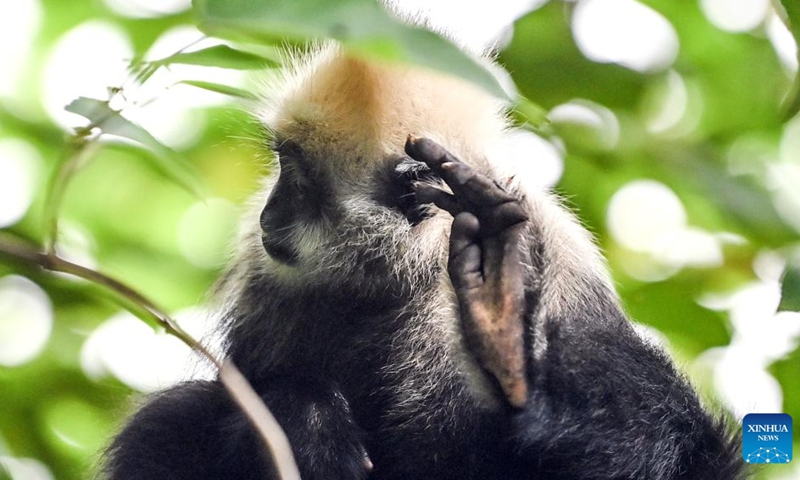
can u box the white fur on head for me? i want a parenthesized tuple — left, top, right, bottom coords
(256, 42, 509, 172)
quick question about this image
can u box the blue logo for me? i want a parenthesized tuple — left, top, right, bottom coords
(742, 413, 792, 464)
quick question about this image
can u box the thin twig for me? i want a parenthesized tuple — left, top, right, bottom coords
(0, 232, 301, 480)
(43, 137, 98, 254)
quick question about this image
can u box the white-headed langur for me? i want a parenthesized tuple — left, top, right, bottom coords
(103, 42, 746, 480)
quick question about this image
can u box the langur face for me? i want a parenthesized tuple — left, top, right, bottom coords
(258, 135, 450, 293)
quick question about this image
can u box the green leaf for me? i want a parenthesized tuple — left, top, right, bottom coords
(67, 98, 162, 148)
(779, 256, 800, 312)
(777, 1, 800, 42)
(511, 96, 550, 132)
(777, 0, 800, 120)
(156, 44, 278, 69)
(770, 347, 800, 436)
(193, 0, 511, 100)
(783, 75, 800, 122)
(623, 279, 731, 357)
(180, 80, 258, 100)
(671, 158, 797, 246)
(132, 44, 280, 83)
(65, 97, 204, 197)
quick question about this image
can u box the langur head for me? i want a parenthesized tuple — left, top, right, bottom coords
(252, 44, 509, 294)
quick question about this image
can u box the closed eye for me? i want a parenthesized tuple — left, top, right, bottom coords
(275, 140, 314, 195)
(278, 159, 310, 195)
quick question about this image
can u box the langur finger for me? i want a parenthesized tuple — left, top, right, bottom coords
(448, 212, 483, 290)
(405, 135, 461, 170)
(440, 161, 518, 207)
(414, 183, 463, 216)
(406, 136, 517, 208)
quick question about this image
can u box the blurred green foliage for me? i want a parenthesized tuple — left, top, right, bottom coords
(0, 0, 799, 479)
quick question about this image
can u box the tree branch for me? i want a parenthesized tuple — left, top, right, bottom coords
(0, 232, 301, 480)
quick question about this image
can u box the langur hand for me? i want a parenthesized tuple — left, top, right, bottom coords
(405, 136, 530, 409)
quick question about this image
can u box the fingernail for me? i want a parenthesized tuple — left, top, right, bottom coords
(404, 135, 418, 156)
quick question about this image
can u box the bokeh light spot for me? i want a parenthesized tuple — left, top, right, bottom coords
(80, 311, 203, 392)
(697, 279, 800, 418)
(549, 99, 620, 150)
(607, 181, 725, 279)
(700, 0, 770, 33)
(42, 21, 132, 130)
(607, 180, 687, 252)
(654, 227, 724, 269)
(102, 0, 191, 19)
(0, 456, 54, 480)
(0, 0, 42, 97)
(699, 345, 783, 418)
(0, 138, 43, 228)
(644, 71, 703, 136)
(385, 0, 547, 53)
(0, 275, 53, 367)
(490, 129, 564, 190)
(572, 0, 679, 73)
(767, 13, 799, 72)
(767, 162, 800, 234)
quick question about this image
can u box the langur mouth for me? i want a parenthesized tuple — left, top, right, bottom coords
(262, 233, 299, 265)
(392, 157, 440, 225)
